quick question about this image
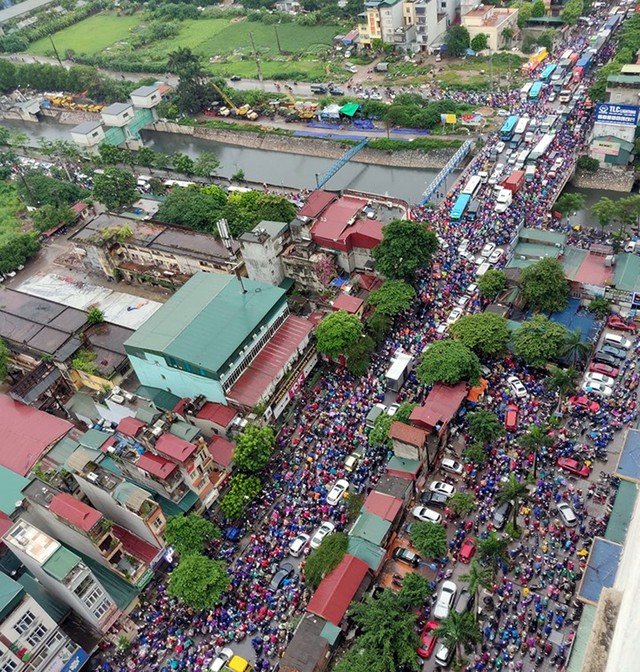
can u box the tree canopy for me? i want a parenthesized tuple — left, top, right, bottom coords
(467, 410, 503, 445)
(450, 313, 510, 356)
(31, 203, 74, 233)
(445, 25, 471, 56)
(519, 257, 569, 314)
(93, 168, 138, 211)
(224, 191, 296, 237)
(232, 424, 275, 473)
(560, 0, 583, 25)
(0, 338, 9, 381)
(167, 554, 229, 610)
(155, 185, 227, 233)
(219, 473, 262, 520)
(372, 220, 438, 280)
(512, 314, 568, 366)
(164, 514, 221, 556)
(17, 170, 86, 207)
(367, 280, 416, 316)
(410, 521, 448, 559)
(315, 310, 364, 359)
(477, 269, 506, 301)
(470, 33, 488, 51)
(0, 233, 39, 275)
(417, 340, 481, 386)
(304, 532, 348, 589)
(167, 47, 215, 114)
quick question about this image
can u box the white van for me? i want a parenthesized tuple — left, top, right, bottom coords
(476, 262, 491, 278)
(603, 333, 632, 350)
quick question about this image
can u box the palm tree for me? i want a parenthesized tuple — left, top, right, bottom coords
(560, 329, 591, 366)
(434, 611, 482, 666)
(519, 424, 555, 478)
(497, 474, 529, 532)
(477, 532, 509, 576)
(460, 559, 493, 622)
(544, 365, 578, 402)
(467, 409, 503, 445)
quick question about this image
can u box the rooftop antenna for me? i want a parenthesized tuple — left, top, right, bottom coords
(235, 269, 247, 294)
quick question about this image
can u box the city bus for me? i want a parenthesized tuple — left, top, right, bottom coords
(450, 193, 471, 220)
(540, 63, 556, 81)
(529, 81, 544, 100)
(499, 115, 519, 141)
(514, 117, 529, 136)
(528, 133, 555, 162)
(462, 175, 482, 198)
(520, 82, 533, 99)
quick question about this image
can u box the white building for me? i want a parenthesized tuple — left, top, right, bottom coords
(101, 103, 134, 127)
(70, 121, 104, 148)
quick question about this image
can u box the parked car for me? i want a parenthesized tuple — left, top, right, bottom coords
(607, 316, 637, 333)
(455, 589, 472, 614)
(211, 648, 234, 672)
(269, 562, 295, 590)
(441, 457, 464, 475)
(446, 307, 464, 325)
(420, 491, 449, 510)
(429, 481, 455, 497)
(600, 344, 627, 361)
(310, 522, 335, 549)
(569, 395, 600, 413)
(584, 372, 615, 388)
(492, 501, 512, 530)
(344, 452, 360, 472)
(557, 457, 591, 478)
(557, 502, 578, 527)
(387, 403, 401, 417)
(593, 351, 621, 367)
(412, 506, 443, 524)
(288, 533, 310, 557)
(589, 362, 619, 378)
(504, 404, 518, 431)
(458, 538, 477, 563)
(434, 643, 454, 667)
(507, 375, 528, 399)
(434, 581, 457, 619)
(581, 380, 613, 397)
(392, 547, 421, 567)
(481, 242, 496, 258)
(603, 332, 632, 350)
(326, 479, 349, 505)
(417, 621, 439, 659)
(488, 248, 504, 264)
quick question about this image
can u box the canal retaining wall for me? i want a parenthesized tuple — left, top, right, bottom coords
(572, 168, 635, 193)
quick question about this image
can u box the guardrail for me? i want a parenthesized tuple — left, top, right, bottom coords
(419, 140, 473, 205)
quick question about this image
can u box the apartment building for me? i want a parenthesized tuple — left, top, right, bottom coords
(461, 4, 519, 51)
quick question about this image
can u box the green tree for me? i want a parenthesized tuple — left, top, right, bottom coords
(167, 554, 229, 610)
(417, 340, 481, 386)
(0, 233, 39, 275)
(497, 474, 528, 532)
(367, 280, 416, 316)
(155, 185, 227, 232)
(315, 310, 363, 359)
(463, 441, 488, 465)
(372, 220, 439, 280)
(554, 192, 585, 216)
(410, 521, 447, 559)
(477, 531, 509, 575)
(192, 152, 220, 178)
(459, 559, 493, 622)
(591, 196, 617, 231)
(434, 611, 482, 666)
(0, 338, 9, 381)
(536, 29, 555, 52)
(367, 310, 392, 344)
(512, 314, 568, 366)
(86, 306, 105, 326)
(470, 33, 488, 51)
(577, 156, 599, 173)
(304, 532, 348, 589)
(519, 258, 569, 314)
(164, 514, 221, 556)
(38, 139, 82, 181)
(232, 424, 275, 473)
(394, 402, 417, 424)
(136, 147, 157, 170)
(171, 153, 195, 176)
(334, 646, 389, 672)
(449, 492, 476, 517)
(445, 25, 471, 56)
(519, 424, 554, 477)
(516, 1, 533, 28)
(345, 333, 375, 377)
(531, 0, 546, 16)
(467, 410, 503, 445)
(450, 313, 510, 357)
(97, 144, 125, 165)
(544, 365, 578, 401)
(368, 412, 393, 450)
(17, 170, 86, 207)
(167, 47, 214, 114)
(477, 269, 506, 301)
(31, 203, 74, 233)
(502, 27, 514, 44)
(93, 168, 137, 211)
(561, 0, 583, 25)
(560, 328, 591, 366)
(399, 572, 432, 609)
(588, 297, 610, 318)
(616, 194, 640, 233)
(219, 473, 262, 519)
(222, 191, 296, 236)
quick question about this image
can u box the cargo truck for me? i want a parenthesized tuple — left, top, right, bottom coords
(501, 170, 525, 194)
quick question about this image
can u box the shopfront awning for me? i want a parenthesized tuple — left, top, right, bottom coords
(340, 103, 359, 118)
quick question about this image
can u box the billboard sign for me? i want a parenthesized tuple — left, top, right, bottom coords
(595, 103, 640, 127)
(591, 139, 620, 156)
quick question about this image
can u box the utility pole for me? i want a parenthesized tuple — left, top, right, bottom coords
(48, 33, 63, 67)
(274, 26, 282, 55)
(249, 32, 264, 89)
(489, 52, 493, 93)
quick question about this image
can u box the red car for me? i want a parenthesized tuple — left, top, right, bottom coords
(569, 395, 600, 413)
(504, 405, 518, 431)
(557, 457, 591, 479)
(417, 621, 439, 658)
(459, 538, 477, 564)
(589, 362, 619, 378)
(607, 316, 638, 333)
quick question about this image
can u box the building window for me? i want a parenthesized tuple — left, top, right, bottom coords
(152, 517, 164, 530)
(84, 586, 105, 610)
(14, 611, 36, 635)
(26, 624, 48, 646)
(0, 659, 18, 672)
(73, 576, 94, 598)
(93, 598, 112, 620)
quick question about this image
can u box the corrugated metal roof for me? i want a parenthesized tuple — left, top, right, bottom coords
(363, 491, 403, 522)
(43, 547, 81, 581)
(605, 480, 637, 544)
(0, 572, 23, 620)
(66, 447, 100, 474)
(349, 512, 391, 546)
(347, 537, 386, 572)
(125, 273, 286, 375)
(78, 428, 112, 451)
(49, 493, 102, 533)
(614, 253, 640, 293)
(116, 417, 146, 438)
(0, 466, 30, 516)
(18, 572, 68, 622)
(137, 453, 178, 479)
(154, 435, 196, 463)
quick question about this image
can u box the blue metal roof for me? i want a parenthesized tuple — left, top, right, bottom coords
(616, 429, 640, 482)
(577, 538, 622, 604)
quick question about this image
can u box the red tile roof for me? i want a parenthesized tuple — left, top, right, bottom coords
(49, 493, 102, 533)
(196, 402, 237, 428)
(72, 201, 88, 214)
(297, 190, 336, 219)
(0, 395, 73, 476)
(117, 417, 146, 438)
(573, 253, 613, 287)
(227, 315, 313, 409)
(363, 491, 403, 522)
(113, 524, 159, 565)
(137, 452, 178, 479)
(100, 435, 117, 454)
(410, 382, 468, 432)
(332, 293, 364, 314)
(306, 554, 369, 625)
(388, 421, 428, 447)
(208, 436, 235, 468)
(154, 434, 197, 463)
(310, 197, 384, 253)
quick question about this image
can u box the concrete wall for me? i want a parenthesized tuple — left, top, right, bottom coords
(241, 238, 286, 286)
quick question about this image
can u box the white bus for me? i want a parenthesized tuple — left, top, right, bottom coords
(462, 175, 482, 198)
(520, 82, 533, 99)
(514, 117, 529, 136)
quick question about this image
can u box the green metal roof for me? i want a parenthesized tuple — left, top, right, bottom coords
(592, 135, 634, 151)
(347, 537, 386, 572)
(519, 227, 566, 244)
(605, 479, 637, 544)
(18, 573, 68, 622)
(135, 407, 162, 425)
(606, 75, 640, 84)
(0, 573, 24, 621)
(614, 253, 640, 292)
(46, 437, 81, 469)
(43, 547, 81, 581)
(169, 421, 200, 443)
(387, 455, 421, 474)
(0, 466, 30, 516)
(349, 512, 391, 547)
(561, 247, 587, 281)
(566, 604, 597, 672)
(79, 429, 111, 451)
(152, 489, 199, 517)
(340, 103, 359, 118)
(79, 553, 139, 611)
(125, 273, 286, 376)
(320, 620, 341, 645)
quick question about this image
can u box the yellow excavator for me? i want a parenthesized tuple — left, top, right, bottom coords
(211, 82, 259, 121)
(278, 90, 317, 121)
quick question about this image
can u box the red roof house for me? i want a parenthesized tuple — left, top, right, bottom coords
(306, 554, 369, 625)
(196, 402, 237, 429)
(297, 190, 336, 219)
(113, 524, 160, 565)
(363, 491, 403, 523)
(137, 452, 178, 479)
(208, 436, 235, 469)
(49, 493, 102, 533)
(0, 394, 73, 476)
(332, 293, 364, 315)
(154, 435, 197, 463)
(410, 382, 468, 434)
(310, 197, 384, 253)
(116, 417, 146, 438)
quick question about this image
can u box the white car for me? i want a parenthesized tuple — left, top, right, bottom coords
(289, 533, 310, 557)
(456, 295, 470, 307)
(497, 109, 509, 117)
(481, 242, 496, 258)
(435, 323, 448, 337)
(434, 580, 458, 620)
(488, 172, 500, 187)
(494, 162, 505, 174)
(507, 375, 528, 399)
(495, 141, 506, 153)
(344, 452, 360, 472)
(429, 481, 455, 497)
(310, 521, 336, 549)
(582, 381, 613, 397)
(446, 307, 464, 325)
(466, 283, 478, 295)
(557, 502, 577, 527)
(211, 648, 234, 672)
(412, 506, 443, 524)
(387, 403, 401, 417)
(441, 457, 464, 475)
(326, 479, 349, 505)
(488, 248, 504, 264)
(584, 372, 615, 388)
(458, 238, 470, 254)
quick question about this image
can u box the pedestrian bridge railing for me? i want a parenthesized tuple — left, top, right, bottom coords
(419, 140, 473, 206)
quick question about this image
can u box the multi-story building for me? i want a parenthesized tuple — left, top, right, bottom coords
(0, 572, 87, 672)
(414, 0, 448, 50)
(461, 4, 519, 51)
(239, 220, 291, 286)
(358, 0, 411, 47)
(3, 520, 121, 632)
(21, 480, 157, 589)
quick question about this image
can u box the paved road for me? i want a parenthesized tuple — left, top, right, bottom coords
(0, 0, 57, 24)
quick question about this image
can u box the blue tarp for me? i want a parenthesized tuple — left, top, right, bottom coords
(577, 538, 622, 604)
(332, 277, 349, 287)
(616, 429, 640, 482)
(547, 298, 600, 344)
(293, 131, 366, 141)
